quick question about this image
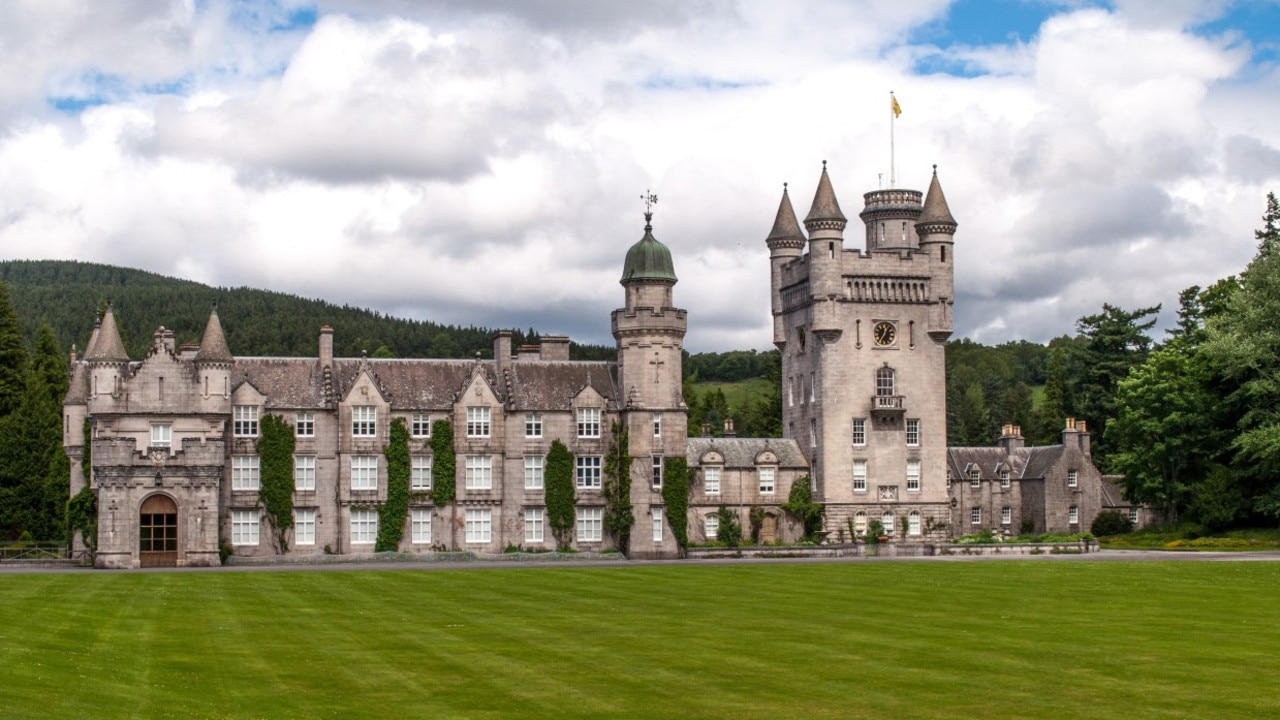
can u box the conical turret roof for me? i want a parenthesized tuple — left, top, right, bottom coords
(766, 184, 805, 245)
(85, 306, 129, 363)
(621, 214, 678, 283)
(919, 166, 957, 228)
(804, 162, 846, 226)
(195, 307, 234, 363)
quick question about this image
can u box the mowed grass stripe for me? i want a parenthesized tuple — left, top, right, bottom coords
(0, 561, 1277, 719)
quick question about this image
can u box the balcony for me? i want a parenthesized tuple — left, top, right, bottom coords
(870, 395, 906, 424)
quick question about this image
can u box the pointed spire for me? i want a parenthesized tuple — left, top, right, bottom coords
(766, 183, 806, 247)
(917, 165, 958, 233)
(81, 318, 101, 363)
(85, 305, 129, 363)
(195, 307, 234, 364)
(804, 160, 847, 229)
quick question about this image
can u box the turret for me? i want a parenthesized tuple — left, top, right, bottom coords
(803, 161, 847, 302)
(85, 305, 129, 401)
(765, 184, 805, 346)
(859, 184, 924, 252)
(915, 166, 957, 340)
(195, 307, 233, 400)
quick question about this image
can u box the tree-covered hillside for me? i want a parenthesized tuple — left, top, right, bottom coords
(0, 260, 613, 360)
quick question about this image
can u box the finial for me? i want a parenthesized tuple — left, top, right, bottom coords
(822, 159, 827, 170)
(783, 182, 788, 193)
(641, 189, 658, 231)
(933, 163, 938, 175)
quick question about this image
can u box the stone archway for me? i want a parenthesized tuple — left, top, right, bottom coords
(762, 513, 779, 543)
(139, 494, 178, 567)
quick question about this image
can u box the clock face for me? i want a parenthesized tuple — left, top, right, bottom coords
(873, 321, 896, 346)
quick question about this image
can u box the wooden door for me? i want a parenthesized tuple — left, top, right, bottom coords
(140, 494, 178, 567)
(762, 513, 778, 543)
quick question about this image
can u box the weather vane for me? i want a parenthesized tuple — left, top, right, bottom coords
(641, 190, 658, 230)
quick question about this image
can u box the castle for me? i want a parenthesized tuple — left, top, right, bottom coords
(64, 164, 1120, 568)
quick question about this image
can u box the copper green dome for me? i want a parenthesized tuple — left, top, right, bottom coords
(621, 215, 678, 283)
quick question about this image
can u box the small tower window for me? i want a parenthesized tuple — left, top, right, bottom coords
(828, 241, 834, 259)
(902, 221, 908, 243)
(941, 246, 947, 262)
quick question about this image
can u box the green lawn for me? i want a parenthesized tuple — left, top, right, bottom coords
(2, 561, 1278, 719)
(691, 378, 773, 412)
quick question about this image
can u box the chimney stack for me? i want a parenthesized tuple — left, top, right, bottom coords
(319, 326, 334, 367)
(997, 423, 1024, 453)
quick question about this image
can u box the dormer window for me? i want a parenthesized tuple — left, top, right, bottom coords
(352, 406, 377, 437)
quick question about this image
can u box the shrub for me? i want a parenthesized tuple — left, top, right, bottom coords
(781, 474, 823, 541)
(1091, 510, 1133, 536)
(716, 506, 743, 547)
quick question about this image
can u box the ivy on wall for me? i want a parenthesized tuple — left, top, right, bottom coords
(602, 420, 634, 554)
(716, 505, 743, 546)
(376, 417, 410, 552)
(662, 456, 689, 553)
(546, 439, 575, 550)
(258, 414, 296, 552)
(65, 485, 96, 550)
(429, 419, 455, 506)
(781, 474, 824, 541)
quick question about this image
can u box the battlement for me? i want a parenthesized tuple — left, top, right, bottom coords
(91, 436, 227, 467)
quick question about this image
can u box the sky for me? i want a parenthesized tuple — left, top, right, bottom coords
(1, 0, 1278, 353)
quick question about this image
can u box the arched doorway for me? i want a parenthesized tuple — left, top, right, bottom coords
(140, 494, 178, 567)
(762, 513, 778, 544)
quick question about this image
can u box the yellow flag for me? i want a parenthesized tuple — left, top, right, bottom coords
(891, 94, 902, 118)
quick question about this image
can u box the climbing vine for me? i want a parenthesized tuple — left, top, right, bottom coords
(662, 456, 689, 552)
(781, 474, 824, 541)
(258, 414, 296, 552)
(66, 485, 97, 550)
(749, 506, 765, 544)
(716, 505, 743, 546)
(546, 440, 575, 550)
(377, 417, 410, 551)
(602, 421, 634, 554)
(429, 419, 455, 506)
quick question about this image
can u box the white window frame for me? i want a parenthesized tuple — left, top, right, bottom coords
(525, 413, 542, 438)
(881, 511, 894, 534)
(875, 367, 896, 397)
(999, 469, 1011, 489)
(1128, 508, 1139, 525)
(906, 459, 921, 492)
(851, 418, 866, 446)
(294, 454, 316, 491)
(351, 405, 377, 437)
(576, 456, 602, 488)
(969, 468, 981, 489)
(466, 407, 491, 438)
(577, 407, 601, 438)
(652, 413, 662, 438)
(908, 511, 921, 536)
(1067, 469, 1079, 488)
(524, 508, 544, 544)
(652, 507, 664, 542)
(150, 423, 172, 449)
(906, 418, 920, 447)
(577, 506, 602, 542)
(651, 456, 663, 489)
(412, 508, 432, 544)
(411, 413, 431, 438)
(703, 466, 721, 495)
(970, 506, 982, 525)
(231, 509, 259, 545)
(232, 455, 260, 491)
(350, 455, 378, 490)
(853, 460, 867, 492)
(705, 513, 720, 541)
(295, 412, 315, 437)
(233, 405, 259, 437)
(524, 455, 544, 489)
(854, 512, 867, 536)
(465, 508, 492, 543)
(465, 455, 493, 490)
(294, 508, 315, 545)
(1069, 505, 1080, 525)
(350, 509, 377, 544)
(1001, 506, 1012, 526)
(758, 466, 776, 495)
(411, 455, 433, 491)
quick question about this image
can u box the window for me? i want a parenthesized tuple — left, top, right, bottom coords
(350, 509, 377, 544)
(853, 460, 867, 492)
(231, 509, 259, 545)
(906, 459, 921, 492)
(854, 511, 867, 536)
(525, 413, 542, 438)
(412, 508, 432, 543)
(411, 456, 433, 490)
(969, 468, 981, 489)
(150, 423, 172, 449)
(704, 467, 721, 495)
(908, 511, 921, 536)
(465, 455, 492, 489)
(759, 467, 776, 494)
(906, 419, 919, 446)
(1067, 469, 1079, 488)
(351, 455, 378, 490)
(787, 377, 794, 407)
(810, 372, 816, 401)
(578, 507, 602, 542)
(576, 456, 602, 488)
(524, 508, 544, 543)
(653, 413, 662, 437)
(652, 507, 664, 542)
(970, 506, 982, 525)
(233, 405, 259, 437)
(809, 419, 817, 447)
(352, 405, 377, 437)
(294, 455, 316, 491)
(232, 455, 260, 490)
(875, 367, 895, 397)
(652, 456, 663, 489)
(524, 455, 544, 489)
(1068, 505, 1079, 525)
(1128, 508, 1139, 525)
(294, 508, 315, 545)
(577, 407, 601, 438)
(705, 513, 720, 540)
(1001, 506, 1012, 525)
(999, 469, 1010, 489)
(466, 407, 490, 438)
(295, 412, 314, 437)
(882, 511, 894, 534)
(411, 413, 431, 438)
(465, 508, 492, 543)
(851, 418, 866, 446)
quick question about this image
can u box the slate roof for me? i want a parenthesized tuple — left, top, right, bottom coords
(947, 444, 1065, 480)
(503, 361, 617, 411)
(766, 185, 806, 245)
(85, 307, 129, 363)
(919, 168, 957, 228)
(195, 309, 234, 364)
(1100, 476, 1133, 507)
(687, 437, 809, 469)
(804, 162, 846, 226)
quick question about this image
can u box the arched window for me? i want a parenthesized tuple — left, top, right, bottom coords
(875, 367, 896, 396)
(881, 511, 894, 535)
(854, 511, 867, 536)
(908, 511, 921, 536)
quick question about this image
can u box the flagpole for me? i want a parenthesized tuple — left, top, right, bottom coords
(889, 90, 896, 188)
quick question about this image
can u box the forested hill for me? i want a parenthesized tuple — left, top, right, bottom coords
(0, 260, 614, 361)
